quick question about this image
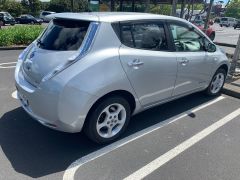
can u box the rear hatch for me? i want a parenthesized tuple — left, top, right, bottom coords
(21, 18, 91, 86)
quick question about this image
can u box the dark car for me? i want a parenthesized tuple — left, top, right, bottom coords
(16, 14, 43, 25)
(0, 12, 15, 26)
(0, 14, 3, 28)
(234, 20, 240, 29)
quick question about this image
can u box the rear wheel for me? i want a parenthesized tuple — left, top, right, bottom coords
(84, 96, 131, 144)
(205, 68, 226, 96)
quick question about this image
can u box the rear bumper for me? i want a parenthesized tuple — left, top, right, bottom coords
(17, 91, 76, 132)
(15, 61, 94, 133)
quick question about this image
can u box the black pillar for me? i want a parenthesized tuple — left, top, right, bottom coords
(131, 0, 135, 12)
(111, 0, 115, 11)
(120, 0, 123, 11)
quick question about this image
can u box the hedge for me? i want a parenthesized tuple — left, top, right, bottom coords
(0, 25, 44, 47)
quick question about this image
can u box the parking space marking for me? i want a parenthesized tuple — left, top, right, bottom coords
(63, 96, 225, 180)
(0, 62, 17, 69)
(11, 90, 18, 99)
(124, 107, 240, 180)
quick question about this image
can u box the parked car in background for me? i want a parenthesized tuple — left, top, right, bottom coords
(220, 17, 237, 27)
(0, 12, 15, 26)
(234, 20, 240, 29)
(16, 14, 43, 25)
(0, 14, 3, 28)
(40, 11, 55, 22)
(192, 20, 215, 41)
(15, 12, 229, 144)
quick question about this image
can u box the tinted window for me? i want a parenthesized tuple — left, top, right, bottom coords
(121, 25, 134, 48)
(121, 22, 168, 51)
(42, 12, 51, 16)
(38, 19, 90, 51)
(170, 24, 204, 52)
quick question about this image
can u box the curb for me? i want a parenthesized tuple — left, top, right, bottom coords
(214, 42, 237, 48)
(223, 84, 240, 99)
(0, 46, 27, 50)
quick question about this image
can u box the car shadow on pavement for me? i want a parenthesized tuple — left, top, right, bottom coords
(0, 92, 216, 178)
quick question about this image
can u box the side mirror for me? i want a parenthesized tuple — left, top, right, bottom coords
(206, 43, 216, 53)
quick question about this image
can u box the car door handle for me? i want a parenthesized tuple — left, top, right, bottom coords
(179, 58, 189, 66)
(128, 59, 144, 67)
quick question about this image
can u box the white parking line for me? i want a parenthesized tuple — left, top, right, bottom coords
(63, 96, 225, 180)
(124, 107, 240, 180)
(0, 62, 17, 69)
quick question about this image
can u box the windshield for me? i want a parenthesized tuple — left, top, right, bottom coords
(27, 15, 34, 18)
(38, 19, 90, 51)
(4, 12, 13, 18)
(221, 18, 228, 21)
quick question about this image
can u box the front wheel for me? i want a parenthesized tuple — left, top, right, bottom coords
(84, 96, 131, 144)
(205, 68, 226, 96)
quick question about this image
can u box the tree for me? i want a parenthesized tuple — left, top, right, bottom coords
(46, 0, 88, 12)
(1, 0, 23, 17)
(225, 0, 240, 19)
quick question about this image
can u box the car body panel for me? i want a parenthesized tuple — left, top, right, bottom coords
(119, 45, 177, 107)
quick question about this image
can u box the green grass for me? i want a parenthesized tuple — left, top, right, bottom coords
(0, 25, 44, 47)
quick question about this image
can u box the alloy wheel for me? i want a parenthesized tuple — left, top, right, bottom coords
(96, 103, 127, 138)
(210, 72, 225, 94)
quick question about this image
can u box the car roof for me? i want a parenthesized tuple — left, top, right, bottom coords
(49, 12, 186, 23)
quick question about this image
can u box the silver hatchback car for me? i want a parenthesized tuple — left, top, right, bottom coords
(15, 12, 229, 143)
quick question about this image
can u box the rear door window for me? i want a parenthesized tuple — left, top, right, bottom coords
(38, 19, 90, 51)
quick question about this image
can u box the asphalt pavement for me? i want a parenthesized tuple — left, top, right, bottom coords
(0, 50, 240, 180)
(213, 24, 240, 45)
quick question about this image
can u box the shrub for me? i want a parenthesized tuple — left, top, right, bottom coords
(0, 25, 44, 47)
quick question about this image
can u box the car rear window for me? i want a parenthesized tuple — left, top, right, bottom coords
(221, 18, 228, 21)
(38, 19, 90, 51)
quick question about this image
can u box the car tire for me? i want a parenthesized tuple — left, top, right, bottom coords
(84, 96, 131, 144)
(205, 68, 226, 96)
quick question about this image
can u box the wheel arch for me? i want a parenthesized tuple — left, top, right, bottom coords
(83, 90, 137, 130)
(218, 64, 229, 74)
(87, 90, 136, 117)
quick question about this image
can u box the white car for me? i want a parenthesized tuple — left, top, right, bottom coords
(39, 11, 55, 22)
(220, 17, 237, 27)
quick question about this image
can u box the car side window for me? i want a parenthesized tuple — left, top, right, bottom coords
(121, 25, 135, 48)
(170, 24, 204, 52)
(121, 22, 169, 51)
